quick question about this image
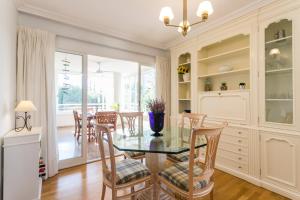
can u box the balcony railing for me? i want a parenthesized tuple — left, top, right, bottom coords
(57, 103, 139, 112)
(57, 103, 108, 112)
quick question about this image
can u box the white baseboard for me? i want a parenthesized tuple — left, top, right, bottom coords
(261, 181, 300, 200)
(216, 164, 300, 200)
(215, 163, 261, 186)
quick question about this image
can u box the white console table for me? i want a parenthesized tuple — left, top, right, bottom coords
(3, 127, 42, 200)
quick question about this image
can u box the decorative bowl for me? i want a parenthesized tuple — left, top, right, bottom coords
(218, 66, 233, 73)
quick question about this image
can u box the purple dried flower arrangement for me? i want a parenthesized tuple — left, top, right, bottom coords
(147, 98, 165, 136)
(146, 98, 165, 113)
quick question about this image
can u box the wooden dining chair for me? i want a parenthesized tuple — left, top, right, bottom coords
(158, 123, 227, 200)
(95, 111, 118, 132)
(73, 110, 95, 142)
(167, 113, 207, 163)
(95, 124, 153, 200)
(73, 110, 81, 139)
(118, 112, 145, 161)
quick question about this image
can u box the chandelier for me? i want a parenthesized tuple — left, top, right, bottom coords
(159, 0, 213, 36)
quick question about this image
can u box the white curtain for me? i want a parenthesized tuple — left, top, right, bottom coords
(155, 56, 171, 128)
(17, 27, 58, 177)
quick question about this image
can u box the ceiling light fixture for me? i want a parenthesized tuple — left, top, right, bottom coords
(159, 0, 213, 36)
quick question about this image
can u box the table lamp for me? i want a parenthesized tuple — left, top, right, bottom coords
(15, 100, 37, 132)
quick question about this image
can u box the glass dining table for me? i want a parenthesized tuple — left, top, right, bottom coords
(110, 127, 207, 200)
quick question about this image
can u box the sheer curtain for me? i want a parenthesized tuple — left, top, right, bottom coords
(17, 27, 58, 177)
(155, 56, 171, 128)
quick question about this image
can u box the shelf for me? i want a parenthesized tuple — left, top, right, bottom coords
(198, 46, 249, 63)
(178, 99, 191, 101)
(265, 35, 292, 44)
(198, 68, 249, 78)
(266, 68, 292, 74)
(200, 89, 250, 94)
(178, 62, 191, 66)
(266, 99, 293, 101)
(178, 81, 191, 84)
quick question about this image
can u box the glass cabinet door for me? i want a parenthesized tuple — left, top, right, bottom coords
(264, 19, 293, 124)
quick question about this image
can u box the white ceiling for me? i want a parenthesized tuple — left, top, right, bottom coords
(17, 0, 273, 49)
(88, 55, 139, 74)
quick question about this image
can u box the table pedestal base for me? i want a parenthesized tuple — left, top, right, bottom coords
(143, 153, 166, 200)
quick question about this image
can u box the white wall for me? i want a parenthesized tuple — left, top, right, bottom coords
(0, 0, 17, 196)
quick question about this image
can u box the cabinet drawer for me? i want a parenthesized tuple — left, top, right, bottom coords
(220, 134, 248, 147)
(222, 127, 249, 138)
(217, 149, 248, 164)
(216, 156, 249, 174)
(218, 142, 248, 155)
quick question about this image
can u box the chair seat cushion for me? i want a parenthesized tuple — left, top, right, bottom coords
(108, 159, 150, 185)
(167, 151, 197, 162)
(125, 151, 145, 158)
(159, 162, 208, 192)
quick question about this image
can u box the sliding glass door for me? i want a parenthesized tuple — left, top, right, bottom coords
(55, 51, 88, 169)
(141, 65, 156, 129)
(87, 55, 155, 161)
(55, 51, 155, 166)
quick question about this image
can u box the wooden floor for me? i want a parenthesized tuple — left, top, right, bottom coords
(41, 161, 289, 200)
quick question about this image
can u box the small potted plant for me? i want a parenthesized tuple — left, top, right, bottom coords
(146, 98, 165, 136)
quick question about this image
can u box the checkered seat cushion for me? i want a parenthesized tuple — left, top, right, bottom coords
(159, 162, 208, 192)
(107, 159, 150, 185)
(125, 151, 145, 158)
(167, 151, 197, 162)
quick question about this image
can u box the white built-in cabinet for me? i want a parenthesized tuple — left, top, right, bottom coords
(3, 127, 42, 200)
(170, 1, 300, 199)
(260, 131, 300, 195)
(259, 11, 300, 131)
(199, 91, 250, 125)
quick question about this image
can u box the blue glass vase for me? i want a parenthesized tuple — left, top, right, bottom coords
(149, 112, 164, 136)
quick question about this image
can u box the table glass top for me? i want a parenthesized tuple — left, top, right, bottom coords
(111, 127, 207, 154)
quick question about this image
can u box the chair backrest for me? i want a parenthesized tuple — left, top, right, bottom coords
(119, 112, 143, 134)
(179, 113, 207, 143)
(95, 124, 117, 186)
(95, 111, 118, 130)
(73, 110, 80, 126)
(187, 123, 227, 196)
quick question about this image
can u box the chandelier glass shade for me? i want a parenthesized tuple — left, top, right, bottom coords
(159, 0, 213, 36)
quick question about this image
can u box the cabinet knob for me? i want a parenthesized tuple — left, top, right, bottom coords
(238, 148, 242, 152)
(238, 157, 242, 160)
(238, 140, 242, 143)
(218, 92, 221, 96)
(238, 131, 242, 134)
(238, 166, 242, 169)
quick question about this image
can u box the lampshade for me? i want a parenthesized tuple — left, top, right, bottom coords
(159, 7, 174, 22)
(197, 1, 214, 17)
(15, 101, 37, 112)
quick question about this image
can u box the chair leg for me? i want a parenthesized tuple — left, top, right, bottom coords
(210, 189, 214, 200)
(77, 128, 81, 141)
(131, 186, 135, 200)
(101, 183, 106, 200)
(112, 188, 117, 200)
